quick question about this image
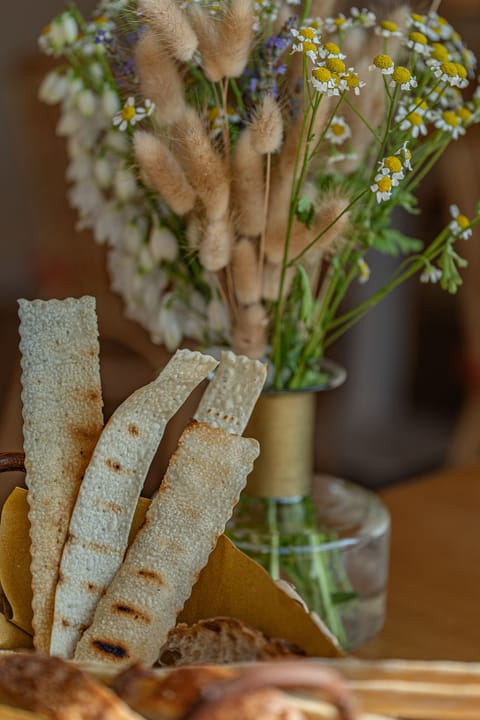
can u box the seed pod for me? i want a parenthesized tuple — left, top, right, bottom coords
(231, 303, 268, 360)
(250, 95, 283, 155)
(262, 262, 296, 301)
(232, 238, 261, 305)
(216, 0, 255, 78)
(138, 0, 198, 62)
(231, 129, 265, 237)
(199, 215, 234, 272)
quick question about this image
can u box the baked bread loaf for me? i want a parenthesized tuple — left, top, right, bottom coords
(0, 653, 141, 720)
(157, 617, 306, 667)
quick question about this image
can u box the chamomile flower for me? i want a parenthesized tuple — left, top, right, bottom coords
(369, 54, 395, 75)
(325, 116, 351, 145)
(311, 66, 338, 95)
(433, 109, 466, 139)
(390, 66, 417, 91)
(112, 97, 154, 131)
(374, 19, 402, 38)
(371, 174, 394, 203)
(378, 155, 404, 183)
(318, 41, 346, 60)
(396, 142, 413, 171)
(208, 106, 240, 139)
(396, 104, 428, 137)
(350, 7, 376, 28)
(291, 26, 321, 61)
(449, 205, 472, 240)
(339, 69, 365, 95)
(429, 42, 450, 64)
(323, 13, 352, 34)
(432, 61, 469, 88)
(357, 258, 371, 283)
(407, 31, 431, 55)
(408, 12, 429, 36)
(420, 264, 442, 283)
(38, 12, 79, 55)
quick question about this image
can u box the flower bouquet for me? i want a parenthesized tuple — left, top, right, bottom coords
(38, 0, 480, 647)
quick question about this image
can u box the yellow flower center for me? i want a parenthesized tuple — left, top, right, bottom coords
(324, 41, 341, 55)
(409, 31, 427, 45)
(454, 63, 468, 79)
(377, 177, 392, 193)
(457, 214, 470, 229)
(345, 71, 360, 88)
(41, 23, 51, 36)
(331, 122, 345, 136)
(442, 110, 459, 127)
(326, 57, 346, 73)
(407, 111, 423, 126)
(94, 15, 109, 24)
(312, 67, 332, 83)
(383, 156, 402, 173)
(437, 15, 448, 26)
(392, 66, 412, 84)
(208, 107, 220, 122)
(380, 20, 398, 32)
(440, 61, 461, 78)
(457, 107, 472, 122)
(302, 41, 317, 54)
(373, 54, 394, 70)
(430, 43, 449, 62)
(121, 105, 136, 121)
(300, 27, 316, 39)
(334, 17, 346, 27)
(411, 13, 425, 23)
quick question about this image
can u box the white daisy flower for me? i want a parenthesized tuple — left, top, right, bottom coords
(378, 155, 405, 183)
(390, 66, 418, 91)
(449, 204, 472, 240)
(325, 116, 351, 145)
(318, 41, 346, 60)
(323, 13, 352, 34)
(291, 26, 321, 62)
(350, 7, 376, 28)
(311, 66, 339, 95)
(396, 105, 428, 138)
(371, 174, 394, 203)
(369, 54, 395, 75)
(395, 142, 413, 172)
(374, 19, 403, 38)
(407, 31, 431, 56)
(112, 97, 155, 132)
(433, 109, 466, 139)
(432, 61, 469, 89)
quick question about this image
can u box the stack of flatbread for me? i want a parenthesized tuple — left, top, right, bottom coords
(17, 296, 267, 668)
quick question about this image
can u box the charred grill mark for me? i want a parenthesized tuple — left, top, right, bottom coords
(112, 603, 151, 624)
(137, 568, 164, 585)
(105, 458, 122, 472)
(128, 424, 139, 436)
(93, 497, 123, 515)
(84, 580, 104, 595)
(67, 535, 122, 557)
(91, 640, 129, 660)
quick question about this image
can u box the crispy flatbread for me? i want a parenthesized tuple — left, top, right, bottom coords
(18, 297, 104, 654)
(74, 422, 259, 667)
(194, 351, 266, 434)
(50, 349, 217, 659)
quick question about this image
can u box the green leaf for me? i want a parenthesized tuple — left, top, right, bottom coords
(295, 265, 314, 324)
(372, 228, 423, 256)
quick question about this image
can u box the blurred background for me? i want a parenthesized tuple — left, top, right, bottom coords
(0, 0, 479, 494)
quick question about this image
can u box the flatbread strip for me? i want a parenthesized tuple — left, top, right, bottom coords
(18, 297, 104, 654)
(194, 351, 266, 435)
(0, 653, 141, 720)
(50, 349, 217, 659)
(74, 421, 259, 668)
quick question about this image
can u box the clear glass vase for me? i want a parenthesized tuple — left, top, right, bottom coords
(226, 360, 390, 651)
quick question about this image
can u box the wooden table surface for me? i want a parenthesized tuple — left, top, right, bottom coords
(355, 462, 480, 662)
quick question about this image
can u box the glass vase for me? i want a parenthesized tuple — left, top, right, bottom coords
(226, 360, 390, 651)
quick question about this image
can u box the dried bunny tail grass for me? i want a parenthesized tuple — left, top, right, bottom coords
(174, 107, 230, 220)
(216, 0, 255, 79)
(264, 171, 291, 264)
(250, 95, 284, 155)
(138, 0, 198, 62)
(187, 5, 224, 82)
(262, 261, 296, 301)
(231, 129, 265, 237)
(231, 303, 268, 359)
(186, 214, 202, 251)
(135, 30, 186, 126)
(310, 0, 337, 19)
(232, 237, 261, 305)
(311, 189, 352, 254)
(199, 214, 234, 272)
(134, 131, 196, 215)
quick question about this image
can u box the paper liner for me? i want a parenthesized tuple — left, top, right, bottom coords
(0, 489, 341, 658)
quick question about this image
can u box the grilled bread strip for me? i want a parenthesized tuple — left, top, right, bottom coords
(74, 421, 260, 668)
(0, 653, 142, 720)
(193, 351, 266, 434)
(50, 349, 217, 659)
(18, 297, 104, 654)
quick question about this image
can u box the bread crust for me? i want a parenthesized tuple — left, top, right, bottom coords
(0, 653, 141, 720)
(157, 617, 306, 667)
